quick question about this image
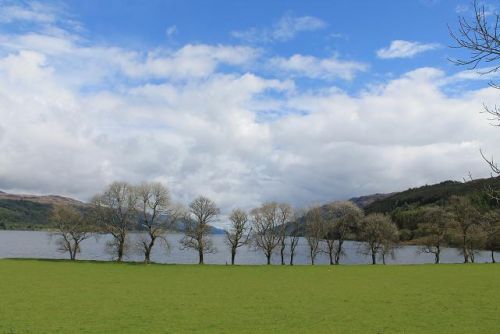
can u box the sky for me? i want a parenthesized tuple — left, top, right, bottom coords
(1, 0, 500, 219)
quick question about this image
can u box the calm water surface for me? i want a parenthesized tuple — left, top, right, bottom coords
(0, 230, 497, 265)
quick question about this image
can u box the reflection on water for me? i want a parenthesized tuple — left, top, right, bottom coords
(0, 230, 498, 265)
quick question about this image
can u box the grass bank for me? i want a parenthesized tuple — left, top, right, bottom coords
(0, 259, 498, 333)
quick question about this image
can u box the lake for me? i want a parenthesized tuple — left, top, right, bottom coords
(0, 230, 497, 265)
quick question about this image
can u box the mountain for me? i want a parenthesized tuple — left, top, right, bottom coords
(364, 177, 500, 214)
(0, 190, 226, 234)
(0, 192, 85, 207)
(0, 191, 86, 230)
(349, 193, 394, 209)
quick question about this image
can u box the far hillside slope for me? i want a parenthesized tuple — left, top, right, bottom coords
(364, 177, 500, 214)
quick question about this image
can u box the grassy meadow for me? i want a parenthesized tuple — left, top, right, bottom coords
(0, 259, 499, 333)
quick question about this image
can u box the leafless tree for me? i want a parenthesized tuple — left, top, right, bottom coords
(251, 202, 292, 265)
(417, 206, 451, 264)
(277, 203, 293, 265)
(288, 209, 305, 265)
(359, 213, 398, 265)
(305, 206, 324, 265)
(51, 204, 93, 260)
(324, 201, 363, 265)
(450, 1, 500, 176)
(136, 182, 182, 264)
(448, 196, 481, 263)
(225, 208, 251, 265)
(482, 210, 500, 263)
(466, 224, 486, 263)
(91, 182, 138, 262)
(180, 196, 220, 264)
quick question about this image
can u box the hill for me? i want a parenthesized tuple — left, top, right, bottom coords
(364, 177, 500, 214)
(0, 192, 85, 207)
(349, 193, 394, 208)
(0, 190, 225, 233)
(0, 192, 86, 230)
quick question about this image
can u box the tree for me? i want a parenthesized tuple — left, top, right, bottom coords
(288, 209, 304, 265)
(482, 210, 500, 263)
(305, 206, 324, 265)
(136, 182, 181, 264)
(251, 202, 292, 265)
(225, 208, 251, 265)
(180, 196, 220, 264)
(324, 201, 363, 265)
(277, 203, 293, 265)
(92, 182, 138, 262)
(51, 204, 93, 260)
(448, 196, 481, 263)
(450, 2, 500, 177)
(416, 206, 451, 264)
(359, 213, 398, 265)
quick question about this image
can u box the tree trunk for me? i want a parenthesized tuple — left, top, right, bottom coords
(463, 235, 469, 263)
(280, 243, 285, 265)
(266, 252, 271, 265)
(382, 253, 386, 265)
(198, 248, 204, 264)
(71, 244, 77, 261)
(371, 252, 376, 265)
(144, 237, 156, 264)
(492, 249, 496, 264)
(328, 250, 334, 265)
(334, 240, 343, 265)
(117, 239, 124, 262)
(289, 251, 294, 266)
(310, 248, 315, 265)
(435, 251, 440, 264)
(231, 248, 236, 265)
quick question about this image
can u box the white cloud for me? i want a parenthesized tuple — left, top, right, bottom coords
(377, 40, 440, 59)
(231, 13, 326, 43)
(455, 4, 469, 13)
(1, 2, 500, 226)
(166, 25, 177, 38)
(270, 54, 368, 80)
(0, 2, 56, 23)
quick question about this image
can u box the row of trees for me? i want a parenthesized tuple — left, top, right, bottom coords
(417, 196, 500, 264)
(51, 182, 500, 265)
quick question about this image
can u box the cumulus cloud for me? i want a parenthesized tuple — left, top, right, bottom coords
(270, 54, 368, 81)
(377, 40, 440, 59)
(1, 2, 500, 227)
(231, 13, 326, 43)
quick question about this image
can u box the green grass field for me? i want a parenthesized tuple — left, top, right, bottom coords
(0, 260, 499, 333)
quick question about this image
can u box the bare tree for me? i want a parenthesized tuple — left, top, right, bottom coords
(359, 213, 398, 265)
(305, 206, 324, 265)
(450, 2, 500, 177)
(379, 222, 399, 265)
(251, 202, 292, 265)
(92, 182, 138, 262)
(288, 209, 305, 265)
(136, 182, 181, 264)
(225, 208, 251, 265)
(417, 206, 451, 264)
(51, 204, 93, 260)
(180, 196, 220, 264)
(482, 210, 500, 263)
(324, 201, 363, 265)
(448, 196, 481, 263)
(466, 224, 486, 263)
(277, 203, 293, 265)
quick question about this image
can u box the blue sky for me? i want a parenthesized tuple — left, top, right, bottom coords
(0, 0, 499, 219)
(62, 0, 466, 86)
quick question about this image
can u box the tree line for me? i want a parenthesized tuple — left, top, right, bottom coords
(50, 181, 500, 265)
